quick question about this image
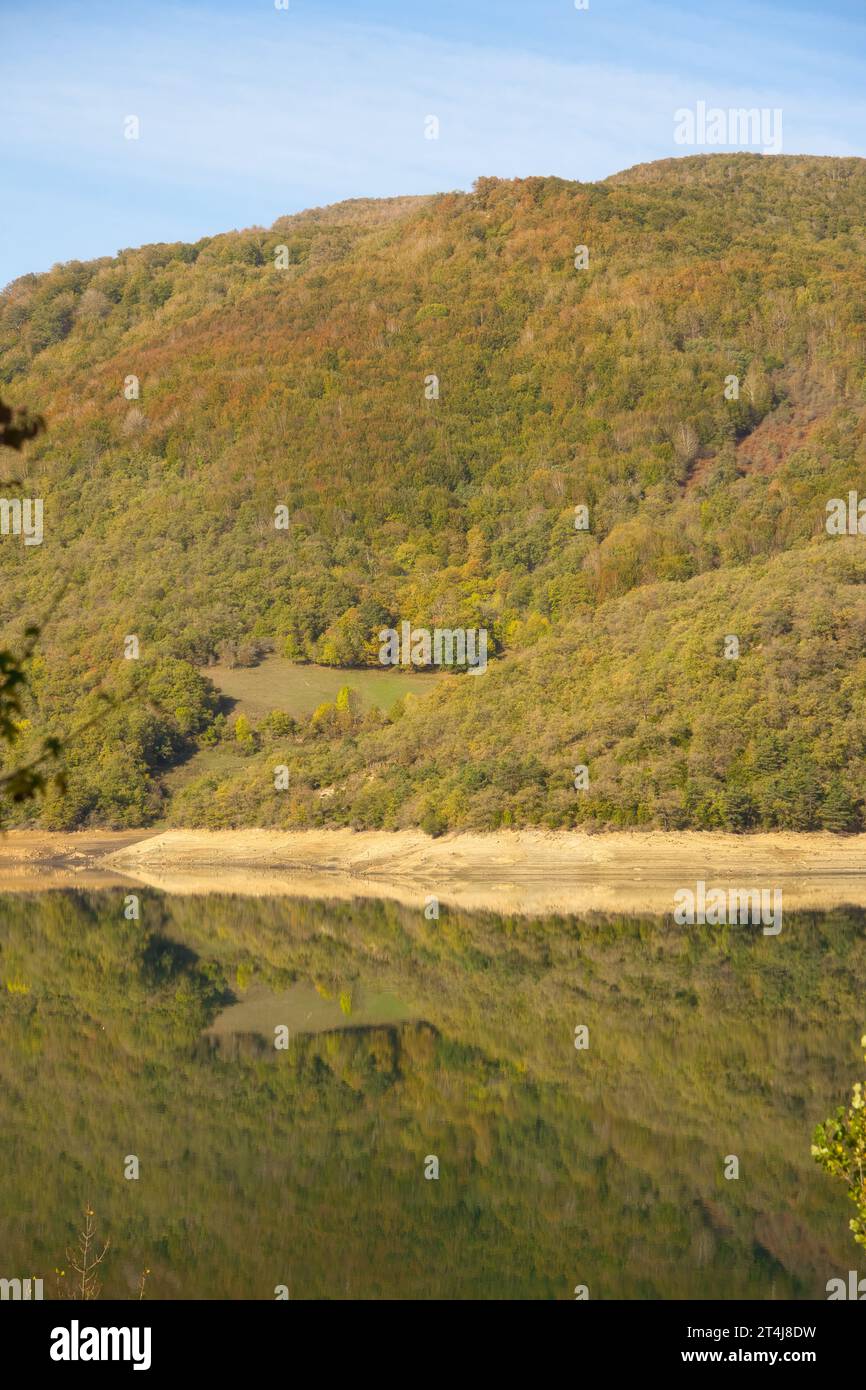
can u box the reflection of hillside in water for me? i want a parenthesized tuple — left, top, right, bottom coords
(201, 1019, 437, 1067)
(0, 890, 862, 1299)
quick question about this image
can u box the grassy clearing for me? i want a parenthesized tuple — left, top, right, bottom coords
(202, 656, 441, 720)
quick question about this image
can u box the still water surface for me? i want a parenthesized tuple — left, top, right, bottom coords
(0, 890, 862, 1299)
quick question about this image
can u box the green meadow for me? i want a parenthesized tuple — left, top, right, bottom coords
(203, 656, 439, 721)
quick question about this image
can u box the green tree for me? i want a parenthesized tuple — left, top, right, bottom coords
(335, 685, 361, 725)
(821, 779, 861, 833)
(812, 1032, 866, 1249)
(234, 713, 255, 751)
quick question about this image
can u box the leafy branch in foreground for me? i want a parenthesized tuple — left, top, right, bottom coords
(0, 391, 59, 819)
(812, 1032, 866, 1249)
(0, 392, 44, 452)
(0, 616, 113, 818)
(0, 624, 64, 808)
(0, 683, 112, 807)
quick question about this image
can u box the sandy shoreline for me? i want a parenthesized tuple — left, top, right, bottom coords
(1, 826, 866, 914)
(0, 829, 162, 891)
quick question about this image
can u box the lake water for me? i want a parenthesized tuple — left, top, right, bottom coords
(0, 889, 862, 1300)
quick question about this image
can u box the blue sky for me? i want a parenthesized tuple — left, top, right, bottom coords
(2, 0, 865, 288)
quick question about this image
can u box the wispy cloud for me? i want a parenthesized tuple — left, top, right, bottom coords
(1, 0, 864, 285)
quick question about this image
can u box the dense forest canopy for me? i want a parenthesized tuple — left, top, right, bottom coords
(2, 153, 866, 831)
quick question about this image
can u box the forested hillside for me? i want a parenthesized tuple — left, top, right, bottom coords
(3, 153, 866, 830)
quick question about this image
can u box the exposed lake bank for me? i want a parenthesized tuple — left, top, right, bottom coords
(3, 826, 866, 914)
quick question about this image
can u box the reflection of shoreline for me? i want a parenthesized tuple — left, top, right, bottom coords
(3, 826, 866, 915)
(80, 865, 866, 916)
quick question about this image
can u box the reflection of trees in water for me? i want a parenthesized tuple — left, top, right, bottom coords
(2, 890, 865, 1298)
(200, 1020, 437, 1070)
